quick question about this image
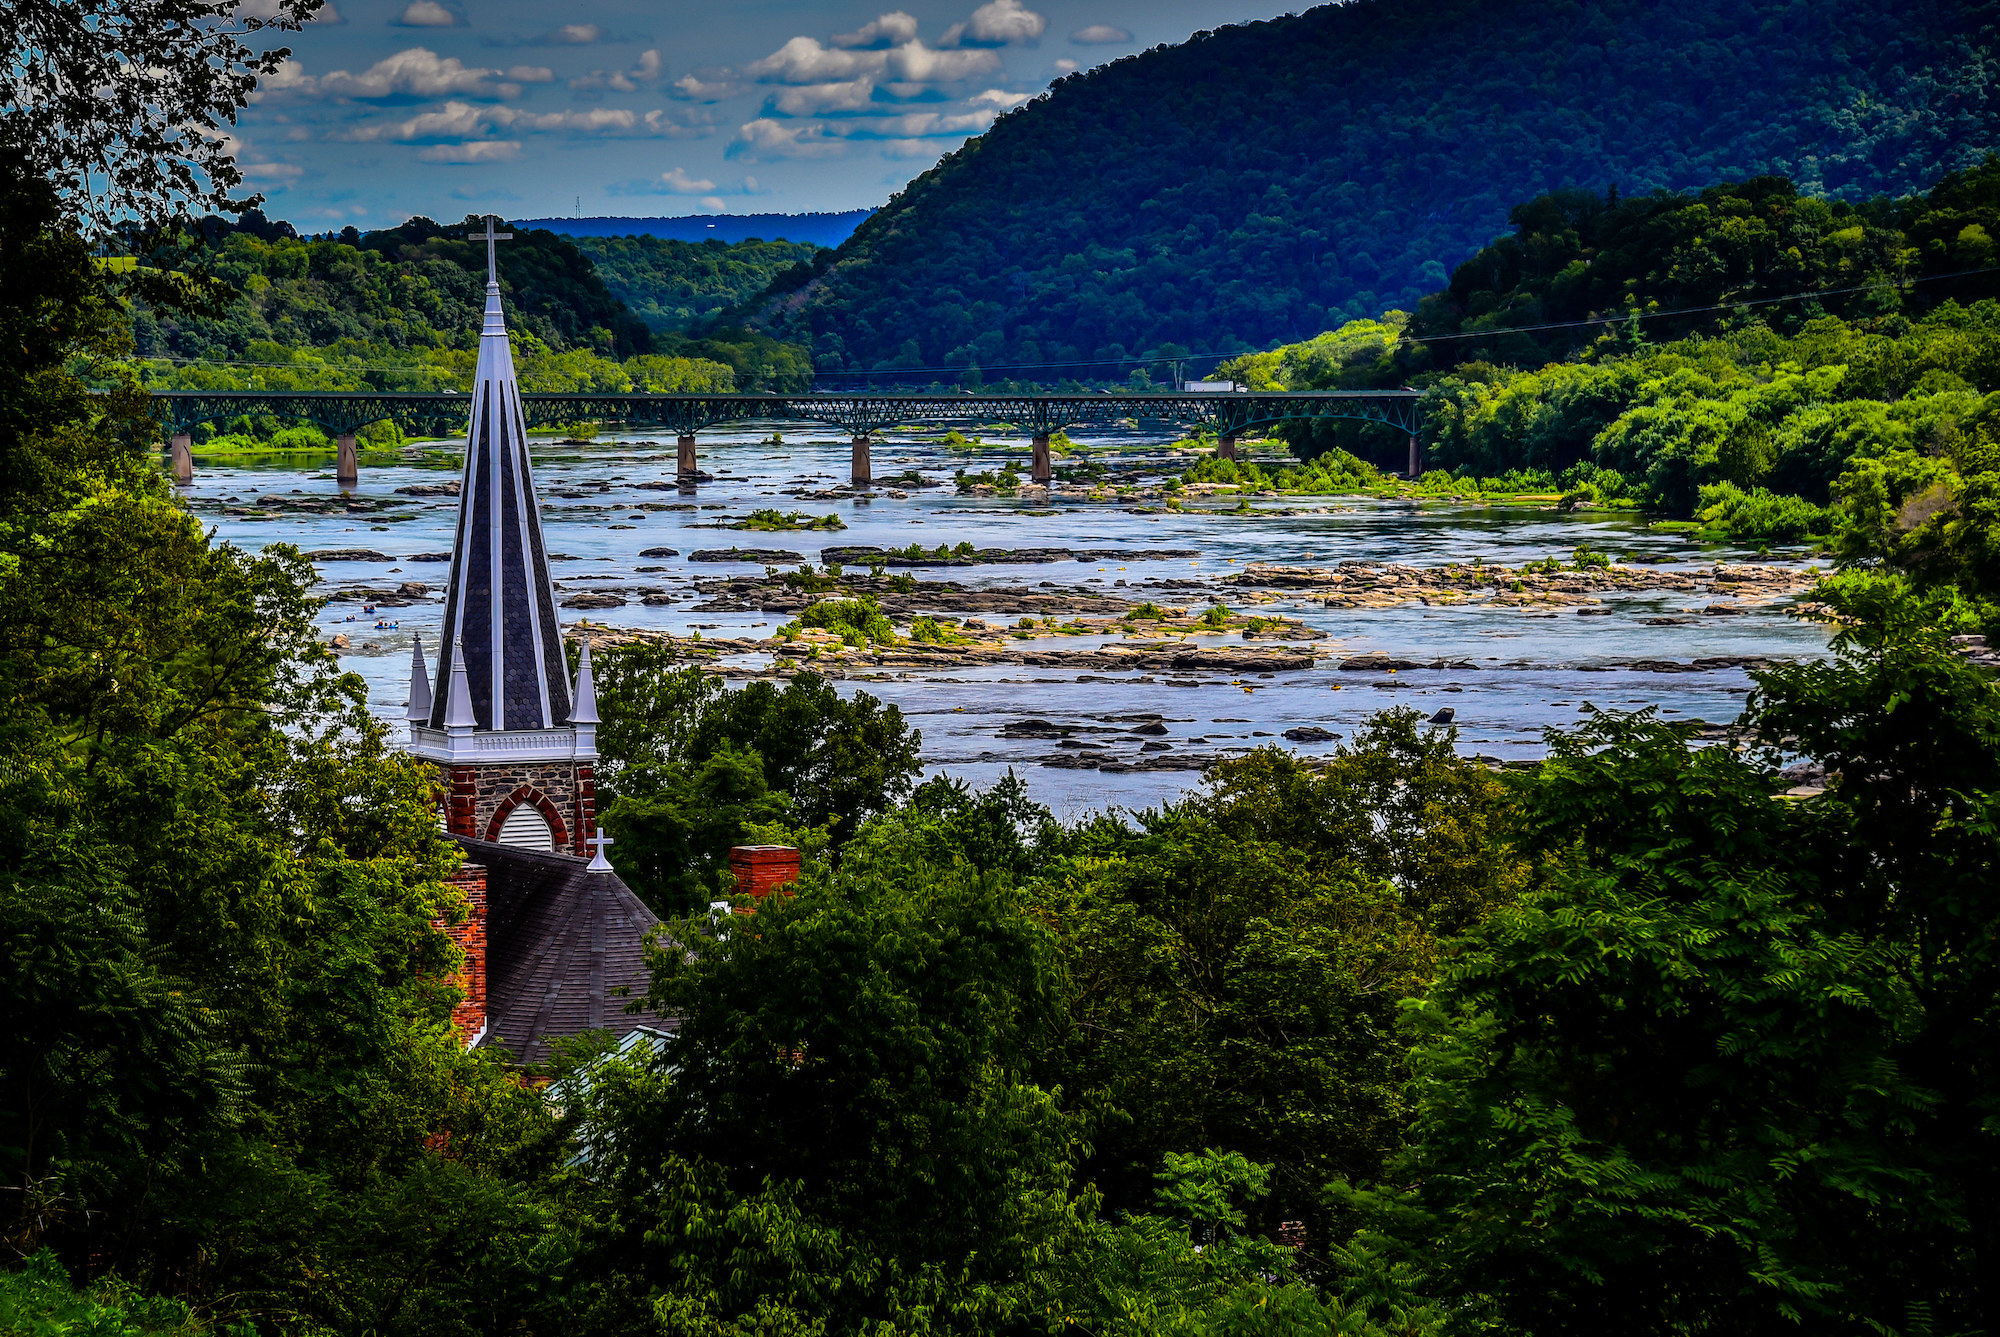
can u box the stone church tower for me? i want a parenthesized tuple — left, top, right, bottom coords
(404, 221, 599, 854)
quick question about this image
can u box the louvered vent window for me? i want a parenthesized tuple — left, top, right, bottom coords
(497, 805, 554, 851)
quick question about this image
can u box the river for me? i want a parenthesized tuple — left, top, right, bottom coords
(187, 424, 1831, 818)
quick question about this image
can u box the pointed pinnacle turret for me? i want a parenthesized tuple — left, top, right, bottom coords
(569, 636, 600, 726)
(443, 638, 478, 728)
(406, 633, 434, 722)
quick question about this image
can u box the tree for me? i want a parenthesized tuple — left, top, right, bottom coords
(593, 647, 922, 847)
(2, 0, 321, 232)
(1328, 580, 2000, 1335)
(560, 860, 1087, 1334)
(1035, 723, 1523, 1250)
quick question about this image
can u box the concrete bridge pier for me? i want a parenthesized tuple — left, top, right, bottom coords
(170, 433, 193, 485)
(1407, 435, 1421, 478)
(1031, 434, 1052, 484)
(677, 434, 698, 485)
(335, 432, 358, 486)
(1217, 434, 1239, 462)
(851, 435, 871, 486)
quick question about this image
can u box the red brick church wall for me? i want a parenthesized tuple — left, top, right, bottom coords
(439, 862, 489, 1039)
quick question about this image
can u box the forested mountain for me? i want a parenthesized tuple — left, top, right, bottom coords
(753, 0, 1997, 382)
(121, 213, 811, 398)
(570, 235, 823, 333)
(518, 211, 872, 246)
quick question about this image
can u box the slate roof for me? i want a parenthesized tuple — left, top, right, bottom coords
(428, 272, 572, 732)
(452, 835, 670, 1065)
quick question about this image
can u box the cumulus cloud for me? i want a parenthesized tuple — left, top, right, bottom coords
(505, 65, 555, 82)
(730, 118, 845, 159)
(831, 11, 919, 49)
(570, 48, 662, 92)
(967, 87, 1033, 110)
(416, 141, 521, 162)
(769, 78, 878, 116)
(658, 167, 718, 193)
(393, 0, 461, 27)
(941, 0, 1046, 48)
(534, 23, 602, 44)
(672, 72, 747, 101)
(262, 48, 526, 100)
(1053, 57, 1080, 72)
(745, 36, 879, 84)
(745, 35, 997, 86)
(821, 109, 995, 139)
(343, 99, 710, 144)
(698, 195, 728, 211)
(1069, 24, 1131, 43)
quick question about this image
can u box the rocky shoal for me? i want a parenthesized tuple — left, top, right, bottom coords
(1230, 559, 1818, 609)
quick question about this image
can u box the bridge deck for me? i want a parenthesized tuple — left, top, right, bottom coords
(143, 388, 1428, 438)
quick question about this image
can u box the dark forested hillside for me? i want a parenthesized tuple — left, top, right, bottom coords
(572, 235, 823, 333)
(758, 0, 1997, 382)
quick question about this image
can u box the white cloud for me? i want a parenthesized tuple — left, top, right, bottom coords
(344, 100, 708, 144)
(748, 34, 998, 88)
(344, 99, 497, 140)
(731, 118, 845, 159)
(822, 109, 995, 138)
(1053, 58, 1080, 72)
(739, 174, 768, 194)
(746, 36, 880, 84)
(968, 87, 1033, 110)
(393, 0, 461, 27)
(832, 11, 919, 49)
(941, 0, 1046, 48)
(672, 73, 746, 101)
(1069, 24, 1131, 43)
(266, 48, 524, 100)
(505, 65, 555, 83)
(416, 141, 521, 163)
(657, 167, 717, 193)
(535, 23, 602, 44)
(770, 78, 877, 116)
(570, 48, 662, 92)
(886, 43, 1000, 82)
(699, 195, 727, 211)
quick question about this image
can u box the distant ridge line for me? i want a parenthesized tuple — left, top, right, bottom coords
(516, 210, 875, 247)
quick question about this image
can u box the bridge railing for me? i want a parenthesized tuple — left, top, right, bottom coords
(143, 389, 1429, 440)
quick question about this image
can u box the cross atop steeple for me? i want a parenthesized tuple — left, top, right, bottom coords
(471, 214, 512, 284)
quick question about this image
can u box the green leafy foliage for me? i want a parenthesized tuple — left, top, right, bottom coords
(568, 234, 823, 332)
(1326, 580, 2000, 1334)
(753, 0, 1992, 380)
(591, 648, 922, 887)
(563, 862, 1087, 1335)
(114, 212, 811, 410)
(1036, 718, 1528, 1249)
(0, 144, 561, 1334)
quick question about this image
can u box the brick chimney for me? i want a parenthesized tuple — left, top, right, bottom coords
(730, 845, 801, 904)
(438, 862, 489, 1042)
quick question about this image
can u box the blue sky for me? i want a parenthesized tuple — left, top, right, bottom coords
(231, 0, 1290, 230)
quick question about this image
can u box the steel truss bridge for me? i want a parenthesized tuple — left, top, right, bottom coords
(148, 388, 1430, 484)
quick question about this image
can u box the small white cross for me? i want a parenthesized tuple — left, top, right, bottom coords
(586, 829, 614, 872)
(471, 214, 512, 284)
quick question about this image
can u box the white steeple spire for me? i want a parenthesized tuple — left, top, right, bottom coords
(569, 636, 600, 725)
(443, 637, 478, 729)
(406, 633, 434, 722)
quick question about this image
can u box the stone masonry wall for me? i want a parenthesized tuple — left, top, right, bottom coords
(440, 760, 597, 855)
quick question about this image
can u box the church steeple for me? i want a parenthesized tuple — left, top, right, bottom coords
(425, 216, 572, 732)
